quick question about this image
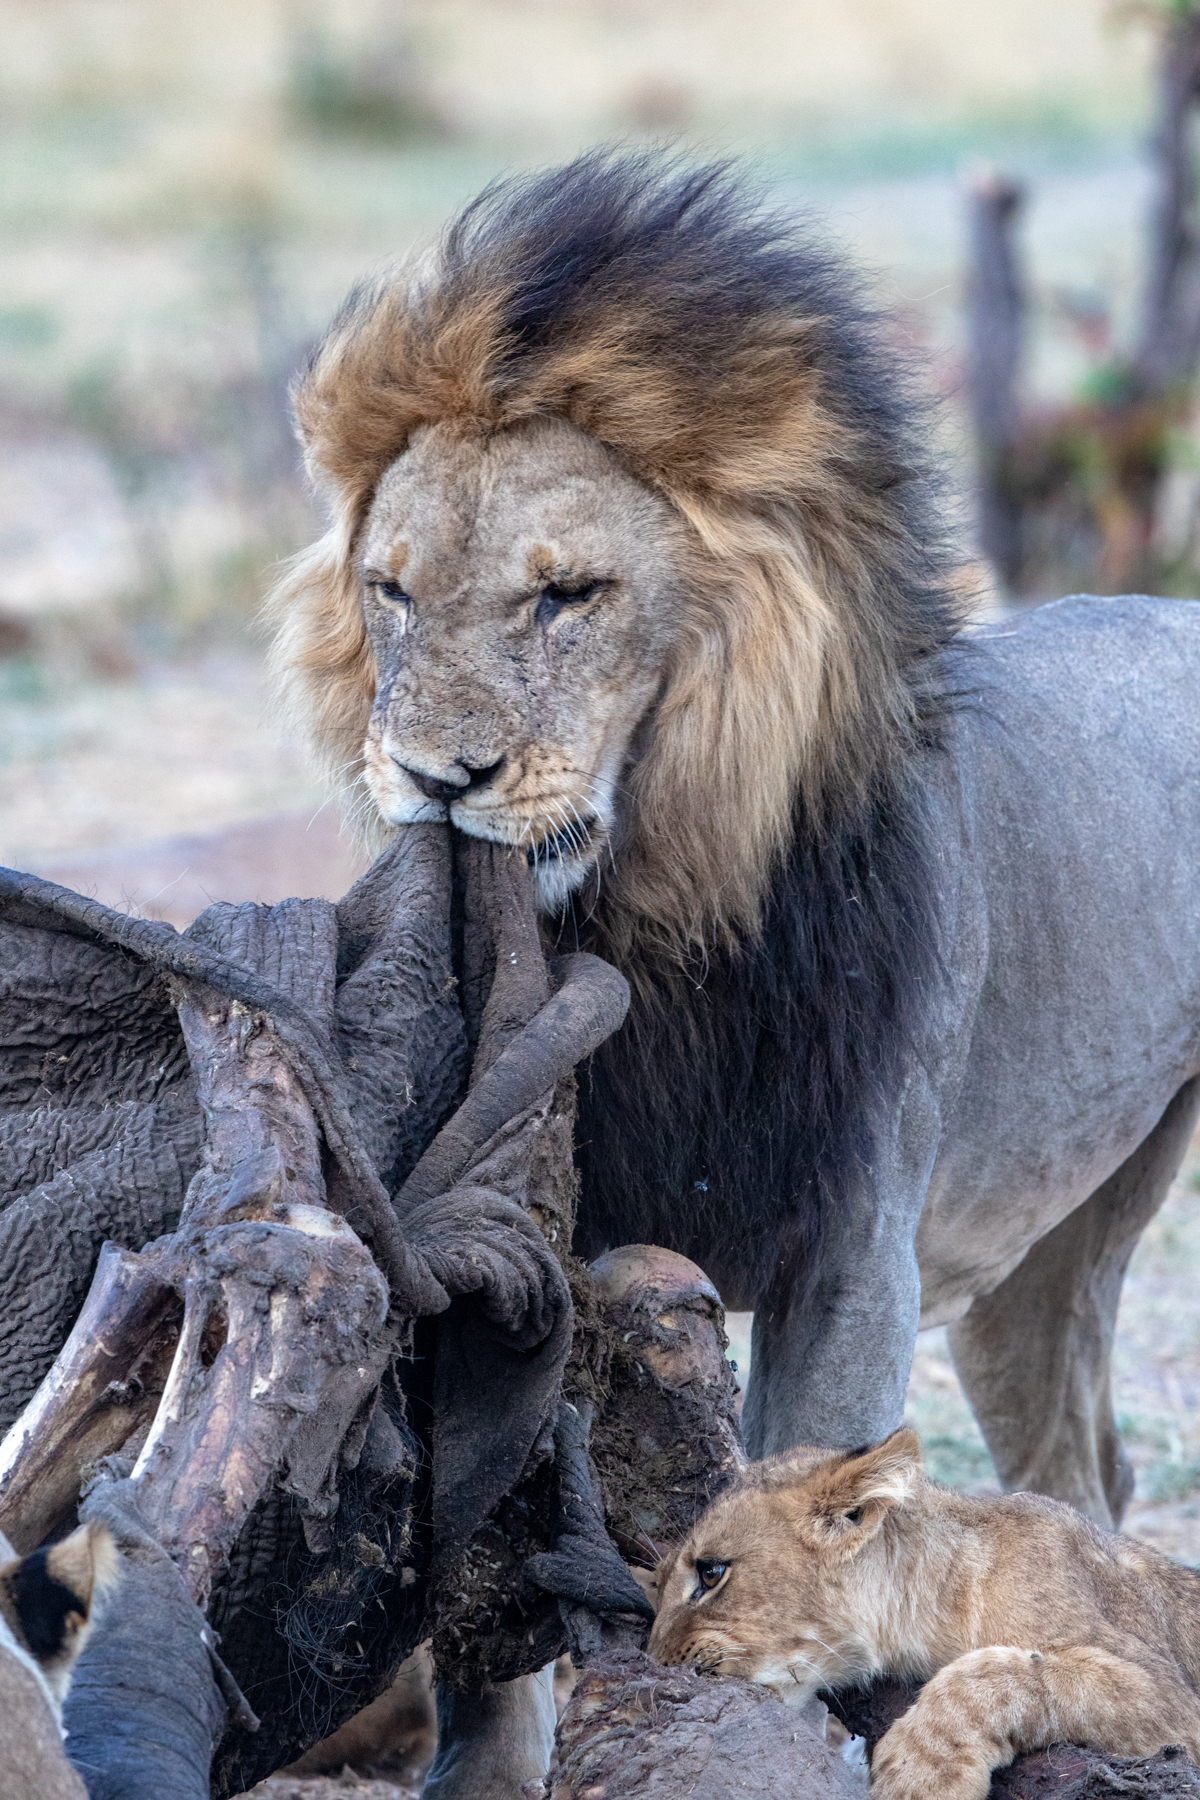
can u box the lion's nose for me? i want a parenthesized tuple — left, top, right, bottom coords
(400, 758, 504, 804)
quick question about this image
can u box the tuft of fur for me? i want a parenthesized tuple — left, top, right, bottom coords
(0, 1521, 120, 1712)
(268, 149, 964, 1303)
(651, 1431, 1200, 1800)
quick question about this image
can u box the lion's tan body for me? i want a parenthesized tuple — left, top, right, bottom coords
(649, 1431, 1200, 1799)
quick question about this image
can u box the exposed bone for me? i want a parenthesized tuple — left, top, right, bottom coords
(131, 1219, 391, 1606)
(170, 981, 327, 1230)
(0, 1245, 179, 1554)
(0, 982, 392, 1604)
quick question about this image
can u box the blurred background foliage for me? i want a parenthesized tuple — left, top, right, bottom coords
(0, 0, 1194, 869)
(0, 1, 1180, 654)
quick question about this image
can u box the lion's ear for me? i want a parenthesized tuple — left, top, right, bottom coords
(791, 1428, 922, 1554)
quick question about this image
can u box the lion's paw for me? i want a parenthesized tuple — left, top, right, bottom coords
(870, 1648, 1046, 1800)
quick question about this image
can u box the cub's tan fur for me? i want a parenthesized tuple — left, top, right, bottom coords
(649, 1430, 1200, 1800)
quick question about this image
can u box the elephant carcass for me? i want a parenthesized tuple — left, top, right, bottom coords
(0, 831, 627, 1791)
(551, 1654, 863, 1800)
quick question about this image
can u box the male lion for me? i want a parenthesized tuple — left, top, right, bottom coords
(270, 150, 1200, 1794)
(650, 1430, 1200, 1800)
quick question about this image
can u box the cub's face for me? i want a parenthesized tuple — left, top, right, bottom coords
(649, 1490, 871, 1704)
(649, 1436, 924, 1704)
(359, 415, 691, 910)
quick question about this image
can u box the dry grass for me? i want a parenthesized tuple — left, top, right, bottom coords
(0, 0, 1169, 656)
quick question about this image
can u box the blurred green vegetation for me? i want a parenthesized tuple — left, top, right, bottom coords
(0, 0, 1187, 673)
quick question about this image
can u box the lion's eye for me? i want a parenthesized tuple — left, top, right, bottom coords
(375, 580, 411, 606)
(693, 1558, 728, 1595)
(535, 580, 602, 627)
(844, 1507, 864, 1525)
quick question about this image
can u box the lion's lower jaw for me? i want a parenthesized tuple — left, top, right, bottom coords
(747, 1644, 875, 1708)
(447, 804, 605, 911)
(528, 849, 596, 913)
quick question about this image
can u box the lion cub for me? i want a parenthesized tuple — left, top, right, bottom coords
(1, 1521, 119, 1717)
(649, 1429, 1200, 1800)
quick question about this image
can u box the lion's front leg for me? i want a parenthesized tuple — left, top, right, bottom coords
(742, 1075, 939, 1458)
(421, 1665, 558, 1800)
(870, 1644, 1200, 1800)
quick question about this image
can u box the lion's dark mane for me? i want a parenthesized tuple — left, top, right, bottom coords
(488, 154, 963, 1303)
(570, 753, 947, 1304)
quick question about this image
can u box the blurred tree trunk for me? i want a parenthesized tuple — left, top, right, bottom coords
(1135, 7, 1200, 400)
(966, 5, 1200, 599)
(966, 172, 1026, 590)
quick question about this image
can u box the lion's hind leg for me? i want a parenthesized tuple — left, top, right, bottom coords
(948, 1076, 1200, 1528)
(870, 1644, 1200, 1800)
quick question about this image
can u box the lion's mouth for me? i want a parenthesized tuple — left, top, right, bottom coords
(525, 814, 598, 868)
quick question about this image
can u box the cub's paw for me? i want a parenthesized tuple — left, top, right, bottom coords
(871, 1647, 1048, 1800)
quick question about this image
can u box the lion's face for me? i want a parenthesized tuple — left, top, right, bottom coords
(648, 1487, 869, 1704)
(274, 153, 958, 959)
(358, 416, 690, 909)
(648, 1433, 923, 1703)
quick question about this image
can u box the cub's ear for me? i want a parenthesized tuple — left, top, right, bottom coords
(0, 1521, 120, 1693)
(43, 1520, 121, 1618)
(790, 1428, 922, 1555)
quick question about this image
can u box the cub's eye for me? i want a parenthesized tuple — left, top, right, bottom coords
(693, 1558, 729, 1595)
(375, 580, 410, 606)
(844, 1507, 864, 1525)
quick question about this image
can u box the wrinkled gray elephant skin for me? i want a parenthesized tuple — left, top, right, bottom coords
(64, 1497, 229, 1800)
(743, 595, 1200, 1531)
(0, 833, 475, 1793)
(0, 828, 621, 1799)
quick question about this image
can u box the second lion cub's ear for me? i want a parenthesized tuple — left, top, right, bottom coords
(791, 1428, 922, 1555)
